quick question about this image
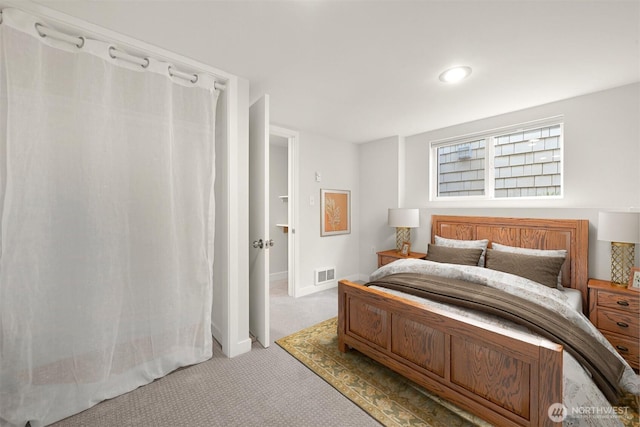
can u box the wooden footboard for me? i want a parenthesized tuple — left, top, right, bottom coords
(338, 279, 563, 427)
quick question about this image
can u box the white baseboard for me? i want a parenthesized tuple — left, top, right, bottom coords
(211, 322, 252, 358)
(295, 273, 365, 297)
(353, 273, 370, 283)
(269, 270, 288, 282)
(296, 281, 335, 297)
(343, 273, 365, 283)
(211, 322, 222, 344)
(229, 338, 252, 357)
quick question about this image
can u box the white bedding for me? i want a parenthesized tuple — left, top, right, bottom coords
(370, 259, 639, 427)
(563, 287, 583, 312)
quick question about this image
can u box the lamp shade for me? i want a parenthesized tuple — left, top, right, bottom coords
(388, 208, 420, 228)
(598, 212, 640, 243)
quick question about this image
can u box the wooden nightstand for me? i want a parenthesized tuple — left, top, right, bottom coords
(588, 278, 639, 370)
(376, 249, 427, 268)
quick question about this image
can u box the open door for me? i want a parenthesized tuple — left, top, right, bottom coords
(249, 95, 270, 347)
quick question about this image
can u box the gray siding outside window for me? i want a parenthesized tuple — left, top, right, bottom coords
(437, 139, 485, 197)
(494, 124, 562, 198)
(434, 121, 562, 199)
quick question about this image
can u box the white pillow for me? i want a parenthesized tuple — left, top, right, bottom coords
(434, 235, 489, 267)
(491, 243, 567, 290)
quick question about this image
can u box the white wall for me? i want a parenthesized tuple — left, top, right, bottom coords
(296, 130, 360, 296)
(359, 83, 640, 282)
(269, 143, 288, 279)
(357, 136, 401, 278)
(405, 83, 640, 211)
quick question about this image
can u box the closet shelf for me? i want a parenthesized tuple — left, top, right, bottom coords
(278, 195, 288, 202)
(275, 223, 289, 233)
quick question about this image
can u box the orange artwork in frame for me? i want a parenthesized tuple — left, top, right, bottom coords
(321, 189, 350, 236)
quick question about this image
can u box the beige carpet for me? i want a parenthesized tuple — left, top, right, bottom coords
(276, 317, 489, 427)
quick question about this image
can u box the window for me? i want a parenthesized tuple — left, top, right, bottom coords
(431, 119, 563, 200)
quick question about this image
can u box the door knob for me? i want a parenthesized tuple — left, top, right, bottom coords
(252, 239, 264, 249)
(267, 239, 274, 247)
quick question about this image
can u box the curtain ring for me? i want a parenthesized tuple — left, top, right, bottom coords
(142, 57, 150, 69)
(108, 46, 117, 59)
(76, 36, 85, 49)
(34, 22, 46, 38)
(191, 74, 198, 84)
(168, 65, 174, 78)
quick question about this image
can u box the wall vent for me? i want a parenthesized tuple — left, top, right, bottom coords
(314, 267, 336, 285)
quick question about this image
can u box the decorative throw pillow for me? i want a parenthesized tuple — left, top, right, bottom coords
(426, 244, 484, 266)
(484, 249, 566, 289)
(491, 243, 567, 290)
(434, 236, 489, 267)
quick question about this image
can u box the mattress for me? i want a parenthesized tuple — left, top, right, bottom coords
(564, 287, 583, 312)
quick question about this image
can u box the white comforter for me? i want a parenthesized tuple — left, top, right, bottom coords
(370, 259, 639, 427)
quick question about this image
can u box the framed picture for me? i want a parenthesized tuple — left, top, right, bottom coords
(321, 189, 350, 236)
(401, 242, 411, 256)
(629, 267, 640, 289)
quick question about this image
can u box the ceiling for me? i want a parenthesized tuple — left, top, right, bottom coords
(23, 1, 640, 143)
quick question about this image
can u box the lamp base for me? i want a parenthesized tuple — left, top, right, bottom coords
(610, 242, 635, 286)
(396, 227, 410, 251)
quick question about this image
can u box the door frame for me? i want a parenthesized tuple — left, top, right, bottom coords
(270, 125, 299, 297)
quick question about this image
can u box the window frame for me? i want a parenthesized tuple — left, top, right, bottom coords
(429, 117, 564, 202)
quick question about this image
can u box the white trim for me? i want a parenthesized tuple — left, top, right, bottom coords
(430, 115, 564, 148)
(296, 282, 336, 297)
(269, 271, 288, 282)
(225, 77, 245, 357)
(295, 274, 364, 297)
(355, 273, 370, 283)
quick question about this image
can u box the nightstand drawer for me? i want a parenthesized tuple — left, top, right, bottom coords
(596, 308, 639, 339)
(595, 290, 640, 313)
(601, 332, 639, 369)
(378, 255, 399, 267)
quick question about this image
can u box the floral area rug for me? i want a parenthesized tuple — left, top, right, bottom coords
(277, 317, 639, 427)
(276, 317, 488, 427)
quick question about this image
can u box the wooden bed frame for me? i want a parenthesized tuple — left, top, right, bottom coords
(338, 215, 589, 427)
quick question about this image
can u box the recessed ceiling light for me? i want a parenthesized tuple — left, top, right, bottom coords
(439, 66, 472, 83)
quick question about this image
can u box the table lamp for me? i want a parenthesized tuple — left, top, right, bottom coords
(388, 208, 420, 251)
(597, 211, 640, 286)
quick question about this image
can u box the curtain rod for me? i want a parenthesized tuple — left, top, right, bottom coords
(0, 11, 226, 91)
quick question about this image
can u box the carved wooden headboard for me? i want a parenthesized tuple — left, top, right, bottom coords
(431, 215, 589, 313)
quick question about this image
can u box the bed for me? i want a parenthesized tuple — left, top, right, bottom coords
(338, 215, 638, 426)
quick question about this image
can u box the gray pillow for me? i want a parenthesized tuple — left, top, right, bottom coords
(491, 243, 567, 290)
(434, 236, 489, 267)
(426, 244, 484, 266)
(484, 249, 566, 289)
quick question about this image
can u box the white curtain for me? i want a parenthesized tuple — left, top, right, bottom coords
(0, 9, 219, 426)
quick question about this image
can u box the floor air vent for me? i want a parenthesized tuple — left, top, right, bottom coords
(314, 267, 336, 285)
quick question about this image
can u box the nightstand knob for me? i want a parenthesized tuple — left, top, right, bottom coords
(616, 345, 629, 353)
(616, 300, 629, 307)
(616, 321, 629, 328)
